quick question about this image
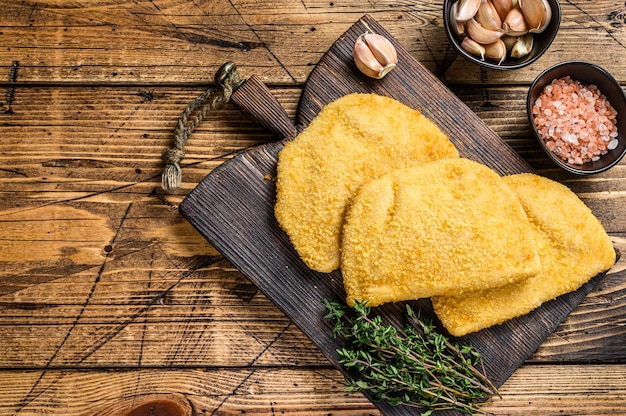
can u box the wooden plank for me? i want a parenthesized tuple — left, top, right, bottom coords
(0, 266, 625, 369)
(1, 365, 625, 415)
(3, 1, 626, 84)
(0, 84, 623, 182)
(0, 303, 329, 368)
(0, 229, 624, 370)
(0, 258, 624, 368)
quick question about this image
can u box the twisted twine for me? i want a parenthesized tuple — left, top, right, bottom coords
(161, 62, 244, 191)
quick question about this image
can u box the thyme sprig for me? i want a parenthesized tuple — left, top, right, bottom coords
(324, 299, 498, 415)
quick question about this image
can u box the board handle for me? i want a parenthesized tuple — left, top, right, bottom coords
(217, 62, 297, 140)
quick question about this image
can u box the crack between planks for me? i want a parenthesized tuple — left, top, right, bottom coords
(0, 143, 256, 219)
(14, 201, 134, 413)
(163, 265, 216, 366)
(566, 0, 626, 50)
(225, 0, 297, 83)
(209, 320, 295, 415)
(12, 253, 219, 414)
(130, 249, 155, 413)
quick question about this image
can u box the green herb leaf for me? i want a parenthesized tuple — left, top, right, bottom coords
(325, 299, 498, 415)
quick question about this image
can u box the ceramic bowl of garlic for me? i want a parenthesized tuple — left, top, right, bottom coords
(444, 0, 561, 70)
(527, 61, 626, 174)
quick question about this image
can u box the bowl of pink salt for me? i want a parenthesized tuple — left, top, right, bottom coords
(528, 61, 626, 174)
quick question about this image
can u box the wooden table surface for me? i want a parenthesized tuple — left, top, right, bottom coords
(1, 1, 626, 415)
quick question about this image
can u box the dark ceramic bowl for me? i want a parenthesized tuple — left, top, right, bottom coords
(527, 61, 626, 174)
(443, 0, 561, 70)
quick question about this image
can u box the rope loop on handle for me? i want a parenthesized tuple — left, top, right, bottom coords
(161, 62, 245, 191)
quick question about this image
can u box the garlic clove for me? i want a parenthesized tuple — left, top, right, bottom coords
(456, 0, 482, 22)
(491, 0, 514, 21)
(519, 0, 552, 33)
(467, 18, 504, 44)
(510, 33, 534, 58)
(503, 7, 529, 36)
(461, 37, 486, 60)
(449, 2, 467, 36)
(501, 34, 518, 51)
(364, 33, 398, 69)
(484, 39, 507, 64)
(353, 33, 398, 79)
(353, 38, 383, 77)
(476, 0, 502, 31)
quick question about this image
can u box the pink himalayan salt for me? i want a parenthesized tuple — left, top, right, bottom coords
(532, 76, 619, 165)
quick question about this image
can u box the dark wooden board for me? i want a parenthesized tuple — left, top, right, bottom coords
(179, 15, 607, 415)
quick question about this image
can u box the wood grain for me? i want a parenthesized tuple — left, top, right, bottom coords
(1, 81, 625, 413)
(1, 365, 626, 415)
(2, 83, 626, 413)
(2, 0, 626, 414)
(2, 1, 626, 85)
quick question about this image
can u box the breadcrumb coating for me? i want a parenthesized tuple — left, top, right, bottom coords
(341, 158, 540, 307)
(275, 93, 458, 273)
(432, 173, 616, 337)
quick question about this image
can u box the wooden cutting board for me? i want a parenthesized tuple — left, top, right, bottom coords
(179, 15, 607, 415)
